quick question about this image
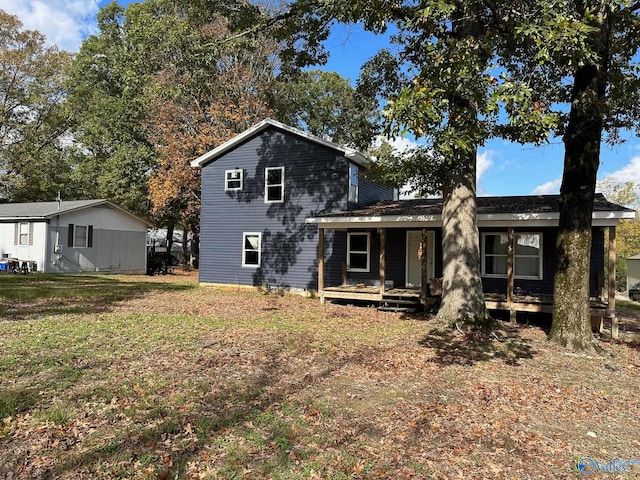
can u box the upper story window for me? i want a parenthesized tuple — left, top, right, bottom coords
(242, 232, 261, 267)
(225, 169, 243, 191)
(265, 167, 284, 203)
(349, 164, 359, 203)
(68, 224, 93, 248)
(482, 232, 542, 279)
(347, 232, 370, 272)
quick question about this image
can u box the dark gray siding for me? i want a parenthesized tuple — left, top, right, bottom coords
(344, 228, 430, 288)
(480, 227, 605, 297)
(357, 177, 395, 207)
(199, 127, 351, 290)
(590, 228, 605, 297)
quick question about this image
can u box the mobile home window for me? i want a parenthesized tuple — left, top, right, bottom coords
(18, 222, 30, 245)
(482, 232, 542, 279)
(225, 169, 243, 191)
(347, 232, 370, 272)
(68, 224, 93, 248)
(242, 232, 261, 267)
(265, 167, 284, 203)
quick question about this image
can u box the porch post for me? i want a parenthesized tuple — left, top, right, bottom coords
(507, 228, 516, 322)
(609, 226, 618, 339)
(379, 228, 386, 296)
(318, 227, 325, 304)
(421, 228, 429, 305)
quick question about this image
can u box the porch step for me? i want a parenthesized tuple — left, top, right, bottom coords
(378, 296, 421, 313)
(380, 298, 420, 306)
(377, 305, 417, 313)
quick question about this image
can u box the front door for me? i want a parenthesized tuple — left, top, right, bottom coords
(406, 230, 435, 288)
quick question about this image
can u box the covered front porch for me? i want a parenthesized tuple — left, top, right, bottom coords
(314, 223, 621, 337)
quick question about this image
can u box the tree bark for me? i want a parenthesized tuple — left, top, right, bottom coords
(436, 153, 490, 328)
(434, 7, 491, 329)
(549, 10, 611, 350)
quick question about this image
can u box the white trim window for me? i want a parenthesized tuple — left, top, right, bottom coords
(18, 222, 30, 246)
(482, 232, 542, 279)
(68, 224, 94, 248)
(265, 167, 285, 203)
(347, 232, 370, 272)
(349, 164, 359, 203)
(225, 169, 243, 191)
(242, 232, 261, 267)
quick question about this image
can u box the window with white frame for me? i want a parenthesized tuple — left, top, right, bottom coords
(225, 169, 243, 191)
(265, 167, 284, 203)
(68, 224, 93, 248)
(18, 222, 30, 246)
(349, 164, 359, 203)
(242, 232, 261, 267)
(482, 232, 542, 279)
(347, 232, 370, 272)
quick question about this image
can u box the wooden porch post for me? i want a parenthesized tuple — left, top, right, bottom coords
(379, 228, 386, 296)
(318, 227, 325, 304)
(421, 228, 429, 305)
(507, 228, 516, 322)
(609, 226, 618, 339)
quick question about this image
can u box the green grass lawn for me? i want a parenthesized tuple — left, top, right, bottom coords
(1, 273, 639, 479)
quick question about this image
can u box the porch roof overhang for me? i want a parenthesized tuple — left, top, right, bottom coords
(305, 194, 635, 229)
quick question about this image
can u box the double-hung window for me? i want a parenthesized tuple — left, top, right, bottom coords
(18, 222, 30, 246)
(225, 169, 243, 191)
(347, 232, 370, 272)
(265, 167, 284, 203)
(482, 232, 542, 279)
(242, 232, 261, 267)
(68, 224, 93, 248)
(349, 164, 359, 203)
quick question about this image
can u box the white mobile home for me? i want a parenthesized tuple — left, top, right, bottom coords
(0, 200, 150, 274)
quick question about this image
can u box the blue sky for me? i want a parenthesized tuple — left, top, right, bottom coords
(3, 0, 639, 197)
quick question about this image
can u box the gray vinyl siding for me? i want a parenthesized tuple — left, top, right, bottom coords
(199, 127, 351, 290)
(344, 228, 424, 288)
(46, 227, 146, 273)
(590, 228, 605, 297)
(357, 177, 395, 207)
(480, 227, 605, 297)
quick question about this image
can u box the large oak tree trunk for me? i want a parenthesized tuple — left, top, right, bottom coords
(550, 18, 609, 350)
(434, 7, 490, 329)
(436, 152, 490, 328)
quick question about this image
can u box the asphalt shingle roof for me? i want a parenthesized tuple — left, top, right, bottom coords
(0, 200, 110, 219)
(316, 193, 632, 218)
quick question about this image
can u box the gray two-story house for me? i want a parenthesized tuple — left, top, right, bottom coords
(190, 118, 395, 291)
(193, 118, 634, 328)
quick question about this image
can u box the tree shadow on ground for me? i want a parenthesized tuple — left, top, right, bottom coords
(42, 336, 357, 480)
(417, 321, 537, 367)
(0, 273, 196, 320)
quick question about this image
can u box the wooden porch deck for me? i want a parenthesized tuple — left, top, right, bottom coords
(321, 285, 421, 302)
(320, 286, 611, 322)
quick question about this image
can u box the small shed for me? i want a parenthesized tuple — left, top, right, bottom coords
(0, 199, 151, 274)
(626, 254, 640, 291)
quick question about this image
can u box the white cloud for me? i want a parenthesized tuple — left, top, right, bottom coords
(476, 150, 493, 196)
(531, 178, 561, 195)
(372, 134, 421, 155)
(387, 135, 419, 154)
(476, 151, 493, 183)
(0, 0, 101, 52)
(604, 156, 640, 185)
